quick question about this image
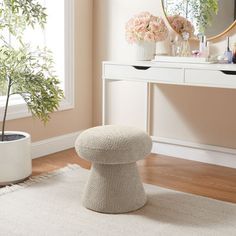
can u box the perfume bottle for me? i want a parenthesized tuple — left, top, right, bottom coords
(232, 42, 236, 64)
(204, 41, 210, 59)
(224, 37, 233, 63)
(199, 35, 206, 57)
(179, 32, 191, 57)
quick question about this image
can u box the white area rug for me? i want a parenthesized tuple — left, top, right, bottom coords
(0, 165, 236, 236)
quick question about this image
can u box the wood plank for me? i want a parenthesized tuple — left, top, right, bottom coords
(32, 149, 236, 203)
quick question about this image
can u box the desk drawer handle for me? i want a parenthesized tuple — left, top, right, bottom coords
(221, 70, 236, 75)
(133, 66, 151, 70)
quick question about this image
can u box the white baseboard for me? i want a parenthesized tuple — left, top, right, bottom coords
(152, 137, 236, 169)
(31, 131, 236, 169)
(31, 131, 82, 159)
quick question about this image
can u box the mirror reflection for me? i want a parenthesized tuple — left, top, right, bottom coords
(162, 0, 236, 39)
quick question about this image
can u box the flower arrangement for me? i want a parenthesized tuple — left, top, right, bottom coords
(125, 12, 168, 44)
(168, 15, 195, 38)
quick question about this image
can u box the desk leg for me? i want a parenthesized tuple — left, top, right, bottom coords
(146, 82, 152, 135)
(102, 78, 107, 126)
(103, 79, 151, 132)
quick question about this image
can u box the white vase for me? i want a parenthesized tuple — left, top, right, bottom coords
(134, 41, 155, 61)
(0, 131, 32, 185)
(156, 40, 169, 56)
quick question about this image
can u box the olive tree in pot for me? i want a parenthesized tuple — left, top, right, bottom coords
(0, 0, 64, 185)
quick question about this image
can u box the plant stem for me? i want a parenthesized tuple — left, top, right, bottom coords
(1, 77, 12, 142)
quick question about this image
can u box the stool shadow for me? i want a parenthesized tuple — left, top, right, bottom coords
(130, 191, 235, 227)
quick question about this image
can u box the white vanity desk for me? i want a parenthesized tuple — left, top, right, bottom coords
(103, 61, 236, 88)
(102, 61, 236, 135)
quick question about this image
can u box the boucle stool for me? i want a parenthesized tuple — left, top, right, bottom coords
(75, 125, 152, 214)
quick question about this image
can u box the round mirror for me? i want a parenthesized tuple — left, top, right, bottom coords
(162, 0, 236, 40)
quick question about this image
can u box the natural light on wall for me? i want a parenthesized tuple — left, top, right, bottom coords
(0, 0, 74, 121)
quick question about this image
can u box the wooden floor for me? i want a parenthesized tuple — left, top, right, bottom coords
(32, 149, 236, 204)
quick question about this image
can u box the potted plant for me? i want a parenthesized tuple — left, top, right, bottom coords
(0, 0, 64, 185)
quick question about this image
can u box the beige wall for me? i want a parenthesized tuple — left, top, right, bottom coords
(93, 0, 236, 149)
(0, 0, 93, 142)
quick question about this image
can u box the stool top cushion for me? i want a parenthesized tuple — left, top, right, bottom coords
(75, 125, 152, 164)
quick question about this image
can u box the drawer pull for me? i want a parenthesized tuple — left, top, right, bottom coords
(220, 70, 236, 75)
(132, 66, 151, 70)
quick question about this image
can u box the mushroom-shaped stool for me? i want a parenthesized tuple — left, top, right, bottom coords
(75, 125, 152, 214)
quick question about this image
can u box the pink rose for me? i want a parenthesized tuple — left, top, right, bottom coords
(125, 12, 169, 43)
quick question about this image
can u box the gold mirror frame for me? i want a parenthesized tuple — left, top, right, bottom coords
(161, 0, 236, 41)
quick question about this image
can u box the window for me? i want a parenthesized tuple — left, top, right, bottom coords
(0, 0, 75, 121)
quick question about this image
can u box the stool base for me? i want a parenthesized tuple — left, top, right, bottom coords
(82, 163, 147, 214)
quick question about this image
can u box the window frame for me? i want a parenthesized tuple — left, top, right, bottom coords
(0, 0, 75, 122)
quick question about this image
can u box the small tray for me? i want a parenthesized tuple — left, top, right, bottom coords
(153, 56, 216, 64)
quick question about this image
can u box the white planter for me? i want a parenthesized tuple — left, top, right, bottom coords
(134, 41, 156, 61)
(0, 131, 32, 185)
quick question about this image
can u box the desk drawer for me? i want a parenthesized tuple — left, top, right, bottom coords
(185, 69, 236, 88)
(104, 64, 184, 83)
